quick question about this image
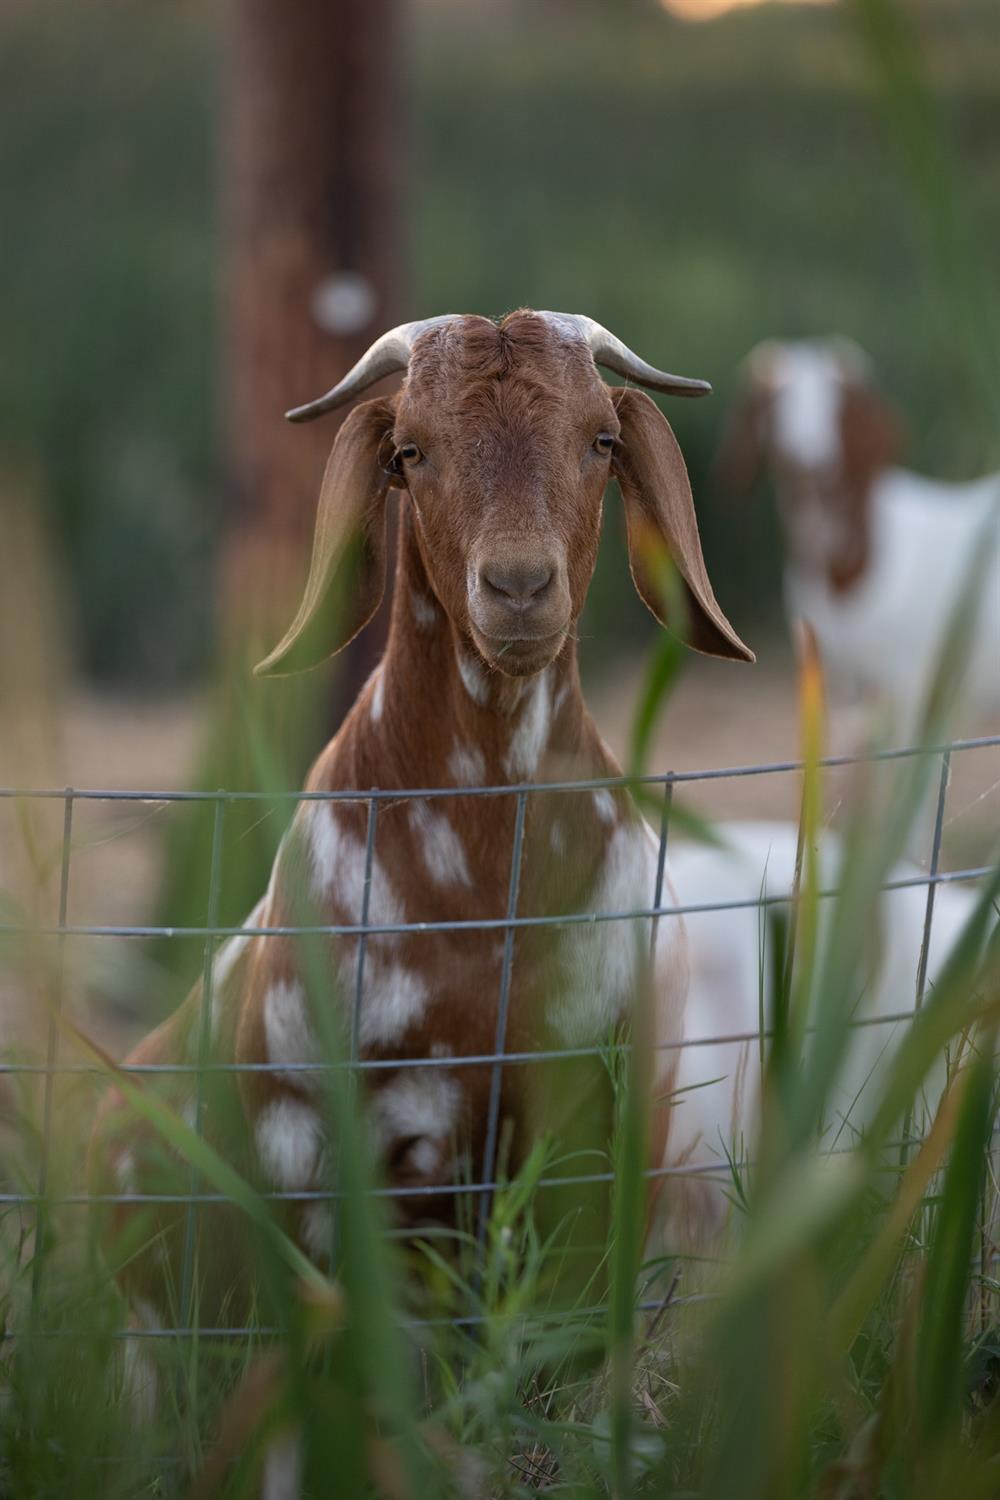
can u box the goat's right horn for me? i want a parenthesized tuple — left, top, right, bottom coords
(285, 314, 458, 423)
(540, 312, 712, 398)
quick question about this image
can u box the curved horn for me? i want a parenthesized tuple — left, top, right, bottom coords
(538, 312, 711, 398)
(285, 314, 458, 423)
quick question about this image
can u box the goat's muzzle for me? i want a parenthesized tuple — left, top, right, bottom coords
(468, 551, 570, 675)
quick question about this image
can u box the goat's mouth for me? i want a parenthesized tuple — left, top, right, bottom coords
(470, 626, 567, 677)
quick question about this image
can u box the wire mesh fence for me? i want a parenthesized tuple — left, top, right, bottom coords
(1, 731, 998, 1344)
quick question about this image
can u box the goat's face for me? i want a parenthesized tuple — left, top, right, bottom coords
(256, 310, 754, 679)
(392, 314, 616, 676)
(716, 339, 903, 591)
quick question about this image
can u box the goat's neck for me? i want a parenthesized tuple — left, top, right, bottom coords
(351, 512, 603, 792)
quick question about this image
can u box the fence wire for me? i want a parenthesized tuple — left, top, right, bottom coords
(1, 732, 998, 1343)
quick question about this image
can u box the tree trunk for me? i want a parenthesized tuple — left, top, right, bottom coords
(151, 0, 405, 995)
(223, 0, 404, 726)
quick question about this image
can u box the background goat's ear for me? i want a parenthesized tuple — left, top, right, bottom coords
(839, 382, 903, 491)
(612, 388, 754, 663)
(254, 397, 396, 676)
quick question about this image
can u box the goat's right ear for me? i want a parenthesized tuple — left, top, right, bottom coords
(612, 388, 754, 663)
(254, 397, 396, 676)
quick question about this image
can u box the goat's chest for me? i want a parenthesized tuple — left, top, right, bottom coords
(249, 795, 678, 1213)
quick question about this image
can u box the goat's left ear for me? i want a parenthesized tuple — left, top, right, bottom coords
(254, 397, 396, 676)
(612, 387, 754, 663)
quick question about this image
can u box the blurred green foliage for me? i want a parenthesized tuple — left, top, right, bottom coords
(2, 0, 999, 682)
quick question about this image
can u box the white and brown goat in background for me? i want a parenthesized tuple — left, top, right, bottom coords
(717, 338, 1000, 745)
(90, 310, 755, 1335)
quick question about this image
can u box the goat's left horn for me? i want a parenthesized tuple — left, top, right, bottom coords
(285, 314, 458, 422)
(539, 312, 712, 398)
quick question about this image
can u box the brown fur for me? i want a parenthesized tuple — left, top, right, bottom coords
(91, 309, 751, 1320)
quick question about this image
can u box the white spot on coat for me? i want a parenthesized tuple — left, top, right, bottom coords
(411, 588, 438, 630)
(207, 893, 267, 1041)
(370, 666, 385, 723)
(254, 1095, 323, 1189)
(354, 961, 429, 1049)
(372, 1071, 461, 1150)
(305, 804, 406, 934)
(264, 979, 321, 1093)
(593, 790, 617, 825)
(457, 649, 489, 705)
(410, 799, 472, 887)
(448, 741, 486, 785)
(504, 670, 551, 779)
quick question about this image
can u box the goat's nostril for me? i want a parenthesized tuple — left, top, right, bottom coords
(481, 563, 554, 607)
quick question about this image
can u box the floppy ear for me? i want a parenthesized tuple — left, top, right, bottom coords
(612, 387, 754, 663)
(254, 397, 396, 676)
(839, 382, 903, 492)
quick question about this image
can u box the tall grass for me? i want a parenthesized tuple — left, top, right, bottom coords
(3, 1, 1000, 1495)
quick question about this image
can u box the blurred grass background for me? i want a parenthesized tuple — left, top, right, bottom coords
(3, 0, 998, 687)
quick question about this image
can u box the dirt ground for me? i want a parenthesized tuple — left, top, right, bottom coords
(1, 636, 998, 1069)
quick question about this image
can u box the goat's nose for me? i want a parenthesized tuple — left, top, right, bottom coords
(479, 561, 554, 608)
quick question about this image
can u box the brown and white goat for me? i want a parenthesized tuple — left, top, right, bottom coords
(91, 309, 753, 1330)
(717, 338, 1000, 742)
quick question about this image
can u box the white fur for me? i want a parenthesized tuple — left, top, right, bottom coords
(305, 803, 406, 934)
(770, 344, 843, 469)
(301, 1202, 332, 1262)
(504, 670, 551, 779)
(666, 821, 980, 1184)
(457, 649, 489, 705)
(372, 1070, 461, 1149)
(448, 741, 486, 785)
(353, 960, 429, 1049)
(551, 818, 685, 1045)
(370, 665, 385, 723)
(254, 1095, 323, 1189)
(593, 789, 617, 826)
(410, 799, 472, 888)
(411, 588, 438, 630)
(264, 979, 320, 1093)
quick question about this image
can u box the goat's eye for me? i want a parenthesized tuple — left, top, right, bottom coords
(594, 433, 616, 456)
(399, 442, 423, 466)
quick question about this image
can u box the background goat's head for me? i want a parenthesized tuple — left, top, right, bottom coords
(715, 338, 904, 591)
(256, 310, 753, 677)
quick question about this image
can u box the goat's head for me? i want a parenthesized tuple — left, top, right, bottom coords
(256, 310, 753, 677)
(715, 338, 903, 591)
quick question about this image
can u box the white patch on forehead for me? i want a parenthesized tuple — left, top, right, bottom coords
(771, 345, 843, 469)
(304, 803, 406, 934)
(410, 799, 472, 887)
(504, 670, 551, 779)
(354, 961, 429, 1049)
(410, 588, 438, 630)
(254, 1095, 324, 1189)
(264, 979, 321, 1092)
(457, 649, 489, 706)
(593, 790, 617, 826)
(370, 665, 385, 723)
(550, 820, 662, 1044)
(371, 1071, 461, 1149)
(448, 741, 486, 786)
